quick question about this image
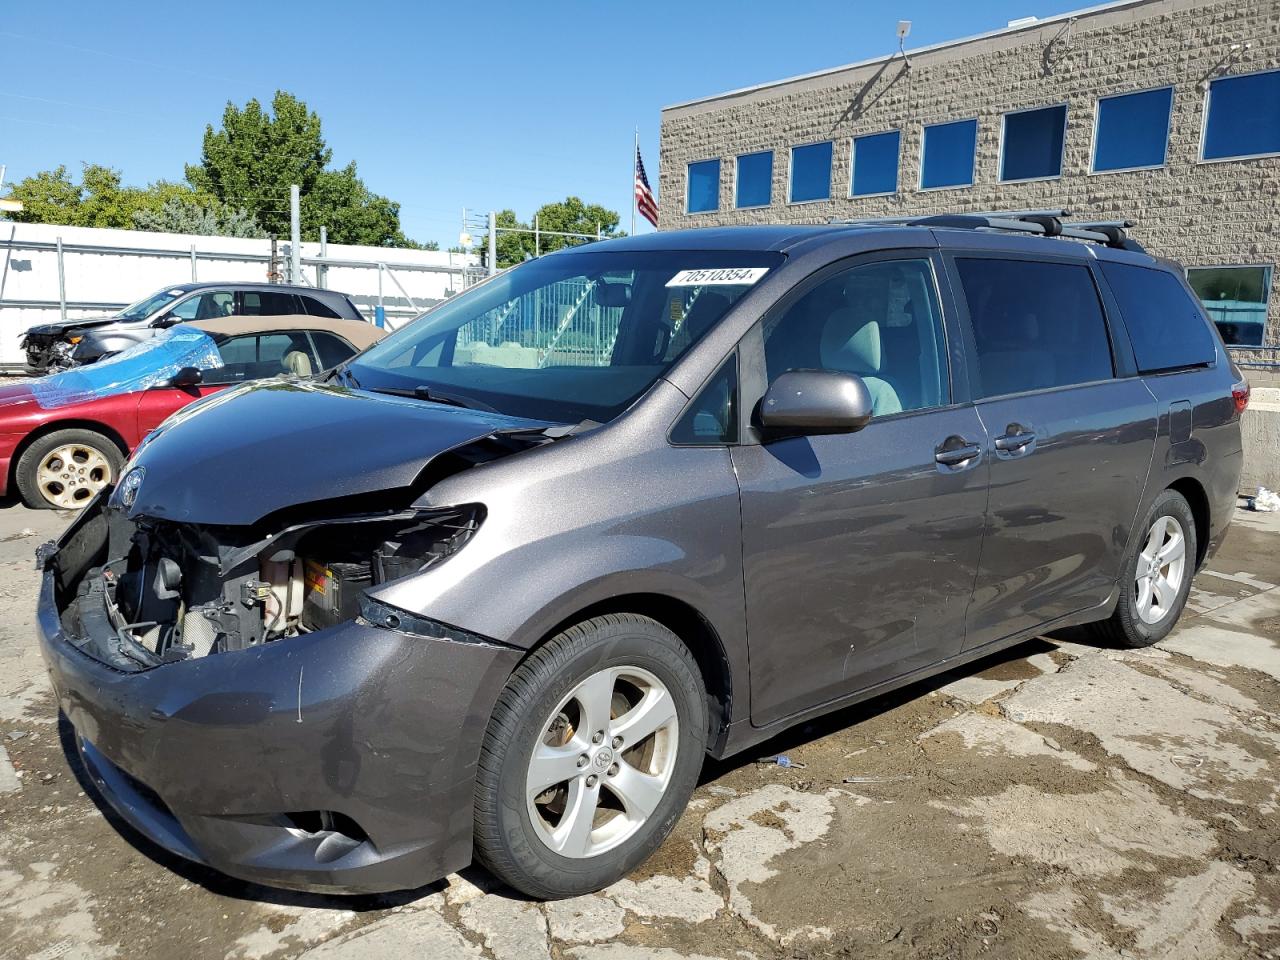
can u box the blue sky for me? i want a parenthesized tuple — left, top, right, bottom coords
(1, 0, 1091, 248)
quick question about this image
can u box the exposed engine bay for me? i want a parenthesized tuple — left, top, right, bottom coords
(54, 499, 484, 672)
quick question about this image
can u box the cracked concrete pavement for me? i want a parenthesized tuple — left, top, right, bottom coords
(3, 501, 1280, 959)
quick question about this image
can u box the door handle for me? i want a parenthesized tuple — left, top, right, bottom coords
(994, 431, 1037, 452)
(935, 441, 983, 466)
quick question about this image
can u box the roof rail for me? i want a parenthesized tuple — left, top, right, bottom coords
(830, 209, 1145, 253)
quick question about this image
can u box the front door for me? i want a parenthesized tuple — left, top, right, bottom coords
(946, 254, 1158, 649)
(734, 254, 990, 727)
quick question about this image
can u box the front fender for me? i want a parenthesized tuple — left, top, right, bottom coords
(368, 425, 749, 724)
(76, 331, 152, 362)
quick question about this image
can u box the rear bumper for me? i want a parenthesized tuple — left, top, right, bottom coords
(37, 533, 520, 894)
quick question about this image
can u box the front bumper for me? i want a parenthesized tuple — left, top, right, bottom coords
(37, 526, 520, 894)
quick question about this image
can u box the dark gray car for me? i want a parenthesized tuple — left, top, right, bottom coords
(21, 282, 363, 373)
(35, 214, 1246, 899)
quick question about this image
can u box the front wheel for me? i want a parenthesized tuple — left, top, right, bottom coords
(473, 614, 707, 899)
(1089, 489, 1197, 648)
(15, 429, 123, 510)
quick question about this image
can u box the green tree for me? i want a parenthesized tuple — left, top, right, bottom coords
(187, 90, 415, 247)
(488, 197, 624, 268)
(7, 164, 199, 229)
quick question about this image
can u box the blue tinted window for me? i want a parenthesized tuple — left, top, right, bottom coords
(1203, 70, 1280, 160)
(1001, 105, 1067, 181)
(735, 151, 773, 208)
(920, 119, 977, 189)
(789, 142, 833, 203)
(686, 159, 720, 213)
(1093, 88, 1173, 171)
(851, 130, 900, 196)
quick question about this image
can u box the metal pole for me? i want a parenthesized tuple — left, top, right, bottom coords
(190, 244, 198, 282)
(534, 214, 539, 257)
(318, 226, 328, 289)
(631, 128, 638, 237)
(487, 211, 497, 277)
(597, 221, 601, 241)
(289, 184, 301, 284)
(55, 236, 67, 322)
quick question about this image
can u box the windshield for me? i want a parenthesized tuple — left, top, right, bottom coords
(116, 288, 187, 322)
(349, 250, 782, 423)
(30, 327, 223, 409)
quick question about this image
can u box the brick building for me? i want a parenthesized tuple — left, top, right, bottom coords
(657, 0, 1280, 366)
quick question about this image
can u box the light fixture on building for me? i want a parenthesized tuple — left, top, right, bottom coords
(897, 20, 912, 69)
(1198, 40, 1252, 92)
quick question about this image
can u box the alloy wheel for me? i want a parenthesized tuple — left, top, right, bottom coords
(1134, 514, 1187, 624)
(35, 443, 113, 509)
(526, 665, 679, 859)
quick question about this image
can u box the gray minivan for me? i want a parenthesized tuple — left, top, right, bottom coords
(37, 213, 1247, 899)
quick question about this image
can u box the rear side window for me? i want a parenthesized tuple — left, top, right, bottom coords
(1099, 262, 1215, 373)
(241, 291, 301, 315)
(956, 258, 1113, 398)
(300, 295, 343, 319)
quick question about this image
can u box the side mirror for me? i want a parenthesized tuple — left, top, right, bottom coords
(152, 314, 180, 328)
(757, 370, 873, 439)
(170, 366, 203, 388)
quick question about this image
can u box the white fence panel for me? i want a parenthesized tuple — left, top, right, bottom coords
(0, 221, 478, 367)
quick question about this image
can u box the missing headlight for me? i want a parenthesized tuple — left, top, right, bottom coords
(60, 504, 486, 667)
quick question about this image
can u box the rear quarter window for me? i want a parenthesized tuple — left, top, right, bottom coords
(300, 295, 343, 319)
(1099, 262, 1216, 373)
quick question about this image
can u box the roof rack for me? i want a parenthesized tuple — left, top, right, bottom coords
(831, 209, 1145, 253)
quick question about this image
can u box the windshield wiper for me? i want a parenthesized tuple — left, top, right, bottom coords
(368, 385, 497, 413)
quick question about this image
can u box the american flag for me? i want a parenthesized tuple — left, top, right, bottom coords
(635, 146, 659, 228)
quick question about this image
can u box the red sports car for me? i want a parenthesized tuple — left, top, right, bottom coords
(1, 315, 383, 509)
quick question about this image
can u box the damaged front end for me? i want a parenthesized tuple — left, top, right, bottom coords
(52, 492, 484, 673)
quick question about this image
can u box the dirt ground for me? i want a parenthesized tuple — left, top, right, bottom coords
(3, 500, 1280, 960)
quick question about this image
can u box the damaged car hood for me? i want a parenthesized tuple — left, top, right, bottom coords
(125, 380, 549, 525)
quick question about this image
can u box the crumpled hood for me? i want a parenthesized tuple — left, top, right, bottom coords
(125, 380, 545, 525)
(25, 315, 121, 339)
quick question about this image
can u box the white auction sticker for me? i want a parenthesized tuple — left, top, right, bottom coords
(665, 267, 769, 288)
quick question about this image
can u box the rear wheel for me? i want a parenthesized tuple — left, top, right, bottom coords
(473, 614, 707, 899)
(15, 429, 122, 510)
(1089, 489, 1197, 648)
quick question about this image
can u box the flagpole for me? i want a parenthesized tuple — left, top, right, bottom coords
(631, 127, 638, 236)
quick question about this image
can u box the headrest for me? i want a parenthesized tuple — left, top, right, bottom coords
(820, 308, 882, 374)
(283, 350, 313, 377)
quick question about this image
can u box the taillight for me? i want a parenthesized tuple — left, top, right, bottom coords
(1232, 380, 1250, 415)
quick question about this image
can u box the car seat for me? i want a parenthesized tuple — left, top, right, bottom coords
(282, 336, 314, 377)
(819, 309, 903, 415)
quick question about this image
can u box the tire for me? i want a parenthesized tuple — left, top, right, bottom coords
(474, 614, 707, 899)
(1088, 489, 1197, 648)
(15, 429, 123, 511)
